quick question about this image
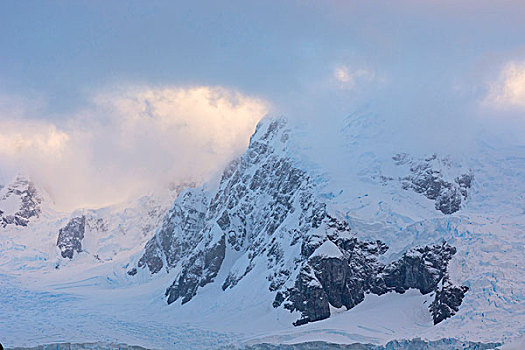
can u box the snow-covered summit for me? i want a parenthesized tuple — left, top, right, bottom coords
(0, 175, 45, 228)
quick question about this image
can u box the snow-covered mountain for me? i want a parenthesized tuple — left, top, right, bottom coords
(131, 119, 468, 327)
(0, 114, 523, 349)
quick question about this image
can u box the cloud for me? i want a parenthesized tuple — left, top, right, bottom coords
(485, 61, 525, 111)
(0, 121, 69, 157)
(1, 0, 524, 210)
(333, 65, 376, 90)
(0, 86, 269, 210)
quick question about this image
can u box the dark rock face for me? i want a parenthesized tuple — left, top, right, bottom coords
(279, 231, 388, 325)
(378, 243, 457, 295)
(278, 239, 466, 326)
(137, 240, 164, 274)
(137, 189, 208, 274)
(133, 118, 468, 326)
(0, 176, 43, 228)
(430, 278, 469, 324)
(165, 234, 226, 304)
(57, 216, 86, 259)
(393, 154, 473, 214)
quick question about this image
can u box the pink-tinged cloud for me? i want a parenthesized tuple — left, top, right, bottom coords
(0, 86, 269, 210)
(485, 61, 525, 111)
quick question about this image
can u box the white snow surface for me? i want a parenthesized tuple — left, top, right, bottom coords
(311, 240, 344, 259)
(0, 113, 523, 349)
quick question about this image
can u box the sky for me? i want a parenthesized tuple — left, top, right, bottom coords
(0, 0, 524, 210)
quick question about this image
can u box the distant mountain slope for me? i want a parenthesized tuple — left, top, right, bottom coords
(0, 174, 185, 272)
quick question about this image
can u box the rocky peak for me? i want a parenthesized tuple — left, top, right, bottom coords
(131, 117, 468, 326)
(0, 175, 43, 228)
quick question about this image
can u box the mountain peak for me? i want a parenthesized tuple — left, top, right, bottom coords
(250, 117, 289, 147)
(0, 174, 44, 228)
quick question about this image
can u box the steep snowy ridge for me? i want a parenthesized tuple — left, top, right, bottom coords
(131, 118, 468, 326)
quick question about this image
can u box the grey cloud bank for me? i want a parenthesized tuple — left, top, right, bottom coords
(0, 0, 524, 209)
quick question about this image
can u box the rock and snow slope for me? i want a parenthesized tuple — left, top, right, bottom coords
(0, 174, 183, 272)
(132, 119, 468, 326)
(0, 176, 44, 228)
(0, 114, 523, 349)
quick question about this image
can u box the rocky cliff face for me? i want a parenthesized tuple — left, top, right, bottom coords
(276, 237, 465, 325)
(56, 214, 109, 259)
(57, 216, 87, 259)
(137, 188, 208, 275)
(392, 153, 473, 214)
(0, 176, 43, 228)
(132, 118, 468, 326)
(429, 278, 469, 325)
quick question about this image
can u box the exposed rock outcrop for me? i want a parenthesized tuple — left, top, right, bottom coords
(377, 243, 457, 295)
(429, 278, 469, 325)
(0, 176, 43, 228)
(165, 234, 226, 304)
(392, 153, 473, 214)
(137, 189, 209, 274)
(277, 239, 465, 326)
(57, 216, 86, 259)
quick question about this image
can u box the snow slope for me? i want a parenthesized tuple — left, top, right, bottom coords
(0, 113, 523, 349)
